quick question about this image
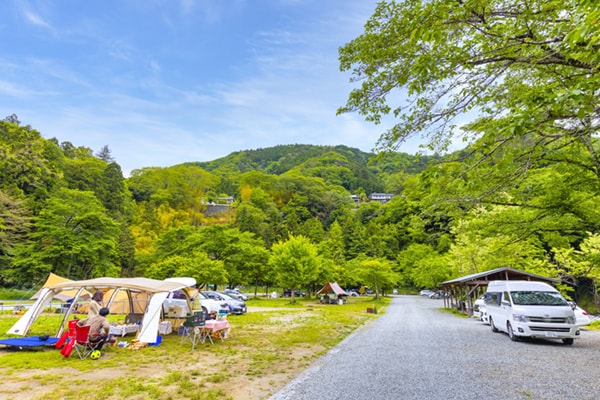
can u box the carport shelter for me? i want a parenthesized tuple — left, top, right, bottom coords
(7, 277, 196, 344)
(439, 267, 558, 315)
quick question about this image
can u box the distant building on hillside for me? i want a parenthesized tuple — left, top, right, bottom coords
(369, 193, 394, 204)
(349, 193, 394, 206)
(204, 203, 232, 216)
(203, 196, 235, 216)
(217, 196, 235, 204)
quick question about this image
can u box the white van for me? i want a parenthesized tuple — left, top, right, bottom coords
(484, 280, 580, 345)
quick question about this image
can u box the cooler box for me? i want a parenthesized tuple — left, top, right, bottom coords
(158, 321, 172, 335)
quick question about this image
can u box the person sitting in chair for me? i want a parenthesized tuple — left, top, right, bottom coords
(77, 307, 113, 350)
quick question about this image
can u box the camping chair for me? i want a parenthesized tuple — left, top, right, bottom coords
(180, 311, 207, 349)
(72, 324, 98, 360)
(217, 307, 229, 320)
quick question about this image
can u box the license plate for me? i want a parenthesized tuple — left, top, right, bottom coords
(545, 331, 558, 338)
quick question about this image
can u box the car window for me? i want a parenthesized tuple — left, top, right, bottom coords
(486, 292, 502, 306)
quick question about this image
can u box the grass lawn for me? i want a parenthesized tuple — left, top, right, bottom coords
(0, 296, 390, 400)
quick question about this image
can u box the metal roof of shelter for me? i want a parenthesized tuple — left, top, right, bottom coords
(441, 267, 558, 287)
(439, 267, 558, 315)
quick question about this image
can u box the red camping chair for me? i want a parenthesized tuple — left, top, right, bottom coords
(72, 324, 97, 360)
(56, 319, 78, 349)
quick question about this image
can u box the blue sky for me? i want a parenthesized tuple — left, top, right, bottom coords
(1, 0, 422, 176)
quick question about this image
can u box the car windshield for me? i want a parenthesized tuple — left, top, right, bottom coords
(510, 291, 568, 306)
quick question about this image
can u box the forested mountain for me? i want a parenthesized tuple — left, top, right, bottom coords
(0, 117, 430, 290)
(186, 144, 433, 195)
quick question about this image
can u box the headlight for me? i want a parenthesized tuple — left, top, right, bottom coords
(512, 314, 529, 323)
(566, 316, 576, 324)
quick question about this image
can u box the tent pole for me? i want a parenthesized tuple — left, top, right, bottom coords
(56, 287, 85, 337)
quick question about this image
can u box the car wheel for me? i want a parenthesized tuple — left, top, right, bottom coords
(562, 338, 574, 345)
(490, 317, 499, 333)
(507, 322, 519, 341)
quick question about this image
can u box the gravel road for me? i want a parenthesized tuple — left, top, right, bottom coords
(270, 295, 600, 400)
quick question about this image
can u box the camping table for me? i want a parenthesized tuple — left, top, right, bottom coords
(181, 319, 231, 348)
(109, 323, 140, 337)
(202, 319, 231, 342)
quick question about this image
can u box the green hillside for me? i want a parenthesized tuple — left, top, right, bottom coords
(186, 144, 431, 194)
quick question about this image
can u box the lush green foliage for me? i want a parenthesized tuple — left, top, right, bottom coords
(2, 0, 600, 311)
(269, 235, 322, 302)
(336, 0, 600, 308)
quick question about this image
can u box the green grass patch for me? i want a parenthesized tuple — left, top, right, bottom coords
(0, 295, 391, 399)
(438, 306, 471, 318)
(0, 288, 34, 301)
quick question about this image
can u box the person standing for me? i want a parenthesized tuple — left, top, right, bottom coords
(88, 290, 104, 316)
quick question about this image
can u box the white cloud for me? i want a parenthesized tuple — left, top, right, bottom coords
(23, 10, 52, 29)
(0, 80, 33, 98)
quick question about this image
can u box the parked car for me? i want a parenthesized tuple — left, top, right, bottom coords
(568, 302, 591, 326)
(223, 288, 249, 301)
(202, 291, 247, 314)
(420, 289, 434, 297)
(473, 295, 489, 324)
(283, 289, 306, 298)
(163, 289, 222, 315)
(195, 291, 224, 314)
(428, 291, 447, 299)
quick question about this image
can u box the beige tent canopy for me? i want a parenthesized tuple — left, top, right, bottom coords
(30, 272, 91, 302)
(316, 282, 349, 297)
(9, 276, 196, 344)
(317, 282, 349, 304)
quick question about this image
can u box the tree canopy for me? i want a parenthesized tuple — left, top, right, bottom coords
(336, 0, 600, 305)
(269, 235, 322, 302)
(339, 0, 600, 160)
